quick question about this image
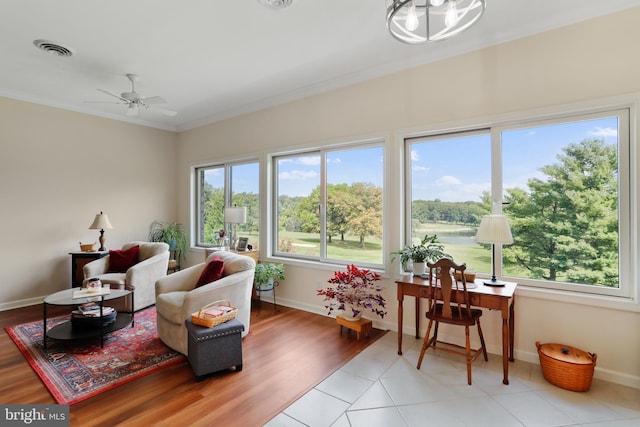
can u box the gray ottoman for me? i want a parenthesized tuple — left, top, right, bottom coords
(185, 318, 245, 381)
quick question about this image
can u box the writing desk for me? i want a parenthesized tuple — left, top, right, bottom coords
(395, 275, 517, 385)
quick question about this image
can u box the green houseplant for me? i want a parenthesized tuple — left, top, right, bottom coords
(391, 234, 449, 275)
(254, 263, 285, 291)
(148, 220, 188, 265)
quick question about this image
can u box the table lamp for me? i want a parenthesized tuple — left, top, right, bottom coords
(224, 206, 247, 250)
(475, 214, 513, 286)
(89, 211, 114, 251)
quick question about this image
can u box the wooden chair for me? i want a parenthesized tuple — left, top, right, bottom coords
(416, 257, 488, 385)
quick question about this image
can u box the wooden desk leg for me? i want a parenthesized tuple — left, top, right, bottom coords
(502, 313, 509, 385)
(509, 299, 515, 362)
(414, 297, 420, 339)
(398, 294, 404, 355)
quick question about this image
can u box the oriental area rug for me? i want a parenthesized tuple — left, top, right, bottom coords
(5, 306, 185, 405)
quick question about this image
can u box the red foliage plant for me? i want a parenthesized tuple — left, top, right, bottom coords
(317, 264, 386, 319)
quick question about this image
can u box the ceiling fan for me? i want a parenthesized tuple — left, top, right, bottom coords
(88, 74, 177, 117)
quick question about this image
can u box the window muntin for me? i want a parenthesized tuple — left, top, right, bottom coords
(196, 161, 259, 248)
(405, 108, 630, 297)
(274, 143, 384, 267)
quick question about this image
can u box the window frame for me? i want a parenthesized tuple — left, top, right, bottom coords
(271, 139, 386, 269)
(194, 158, 260, 248)
(403, 107, 632, 299)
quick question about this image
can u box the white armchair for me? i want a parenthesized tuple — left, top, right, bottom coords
(83, 241, 170, 312)
(155, 250, 255, 355)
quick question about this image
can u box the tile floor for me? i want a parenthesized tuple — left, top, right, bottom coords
(265, 332, 640, 427)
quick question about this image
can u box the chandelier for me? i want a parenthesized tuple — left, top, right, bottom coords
(386, 0, 486, 44)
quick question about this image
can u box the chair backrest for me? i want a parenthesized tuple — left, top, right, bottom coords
(426, 257, 471, 319)
(122, 241, 169, 262)
(207, 250, 256, 276)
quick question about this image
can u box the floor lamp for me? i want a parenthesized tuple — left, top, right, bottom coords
(224, 206, 247, 250)
(475, 214, 513, 286)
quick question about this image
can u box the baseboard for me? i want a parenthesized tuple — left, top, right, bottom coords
(0, 296, 43, 312)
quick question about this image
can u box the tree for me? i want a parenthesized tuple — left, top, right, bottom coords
(503, 138, 618, 286)
(345, 183, 382, 248)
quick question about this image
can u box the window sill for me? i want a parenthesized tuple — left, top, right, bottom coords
(516, 283, 640, 313)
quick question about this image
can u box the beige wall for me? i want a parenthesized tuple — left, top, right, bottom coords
(0, 98, 178, 307)
(178, 9, 640, 388)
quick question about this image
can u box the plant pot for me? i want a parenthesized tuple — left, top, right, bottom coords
(341, 304, 363, 321)
(413, 261, 426, 276)
(256, 278, 275, 292)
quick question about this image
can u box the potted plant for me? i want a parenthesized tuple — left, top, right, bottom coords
(391, 234, 449, 276)
(317, 264, 386, 321)
(254, 263, 285, 291)
(149, 220, 188, 265)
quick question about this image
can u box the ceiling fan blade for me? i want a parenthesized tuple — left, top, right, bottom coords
(97, 88, 129, 103)
(140, 96, 167, 105)
(84, 101, 127, 104)
(149, 105, 177, 117)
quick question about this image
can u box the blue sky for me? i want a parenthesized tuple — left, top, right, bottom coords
(411, 116, 619, 202)
(277, 146, 384, 197)
(207, 116, 619, 202)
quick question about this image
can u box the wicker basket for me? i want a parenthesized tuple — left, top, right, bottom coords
(191, 300, 237, 328)
(536, 341, 597, 392)
(79, 242, 98, 252)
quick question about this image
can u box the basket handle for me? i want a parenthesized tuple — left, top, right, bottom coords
(197, 299, 232, 317)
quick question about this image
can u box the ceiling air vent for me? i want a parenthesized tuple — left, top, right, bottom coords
(257, 0, 293, 9)
(33, 39, 74, 57)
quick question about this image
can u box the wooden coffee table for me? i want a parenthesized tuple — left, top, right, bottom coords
(43, 287, 134, 350)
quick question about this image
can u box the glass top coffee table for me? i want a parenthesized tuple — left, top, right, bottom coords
(43, 287, 134, 350)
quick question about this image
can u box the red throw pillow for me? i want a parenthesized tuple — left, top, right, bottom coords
(107, 245, 140, 273)
(195, 257, 225, 288)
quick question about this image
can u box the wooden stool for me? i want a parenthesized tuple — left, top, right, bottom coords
(336, 316, 372, 340)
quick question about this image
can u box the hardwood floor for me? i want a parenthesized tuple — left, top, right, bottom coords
(0, 301, 385, 426)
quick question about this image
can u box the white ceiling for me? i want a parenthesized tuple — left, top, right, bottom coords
(2, 0, 640, 132)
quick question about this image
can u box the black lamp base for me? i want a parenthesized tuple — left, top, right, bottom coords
(483, 278, 507, 287)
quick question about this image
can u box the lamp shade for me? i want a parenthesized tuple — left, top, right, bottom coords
(224, 207, 247, 224)
(475, 215, 513, 245)
(89, 211, 113, 230)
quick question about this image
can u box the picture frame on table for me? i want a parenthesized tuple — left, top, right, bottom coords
(236, 237, 249, 251)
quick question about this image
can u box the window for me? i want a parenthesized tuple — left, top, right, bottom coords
(274, 142, 384, 267)
(196, 161, 259, 249)
(407, 130, 492, 273)
(406, 108, 630, 297)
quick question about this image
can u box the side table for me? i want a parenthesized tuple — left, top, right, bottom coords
(69, 251, 108, 287)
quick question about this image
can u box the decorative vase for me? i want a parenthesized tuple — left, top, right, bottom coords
(341, 304, 363, 321)
(413, 261, 426, 276)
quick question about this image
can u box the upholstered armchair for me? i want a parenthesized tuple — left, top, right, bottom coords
(83, 241, 170, 312)
(155, 250, 255, 355)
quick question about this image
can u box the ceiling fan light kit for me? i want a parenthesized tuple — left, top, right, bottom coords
(386, 0, 486, 44)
